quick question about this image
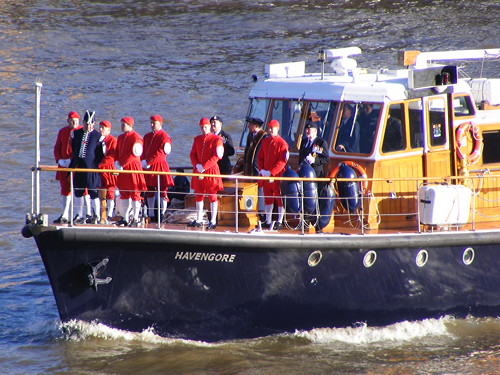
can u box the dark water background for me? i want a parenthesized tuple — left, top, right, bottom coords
(1, 0, 499, 373)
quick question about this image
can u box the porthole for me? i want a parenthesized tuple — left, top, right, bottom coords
(363, 250, 377, 268)
(462, 247, 475, 265)
(308, 250, 322, 267)
(243, 196, 254, 211)
(416, 249, 428, 267)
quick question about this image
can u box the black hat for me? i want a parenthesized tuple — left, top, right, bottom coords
(83, 110, 95, 124)
(305, 121, 318, 130)
(246, 117, 264, 127)
(210, 115, 223, 123)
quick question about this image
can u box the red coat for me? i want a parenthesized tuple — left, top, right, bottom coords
(115, 130, 146, 192)
(98, 134, 117, 188)
(53, 125, 82, 181)
(257, 134, 289, 188)
(142, 129, 174, 189)
(190, 133, 223, 193)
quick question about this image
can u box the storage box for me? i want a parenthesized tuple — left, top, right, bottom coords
(418, 185, 471, 226)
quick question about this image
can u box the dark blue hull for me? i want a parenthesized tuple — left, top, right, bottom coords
(32, 226, 500, 341)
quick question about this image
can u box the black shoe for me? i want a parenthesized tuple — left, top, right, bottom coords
(53, 215, 69, 224)
(115, 218, 129, 227)
(260, 222, 272, 230)
(74, 215, 84, 224)
(187, 220, 202, 228)
(129, 219, 139, 227)
(207, 223, 216, 230)
(273, 222, 283, 230)
(91, 215, 100, 224)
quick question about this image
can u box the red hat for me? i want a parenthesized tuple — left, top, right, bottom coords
(150, 114, 163, 122)
(121, 117, 134, 126)
(67, 111, 80, 119)
(199, 117, 210, 126)
(267, 119, 280, 128)
(99, 120, 112, 128)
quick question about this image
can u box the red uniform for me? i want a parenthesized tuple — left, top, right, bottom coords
(257, 134, 289, 206)
(115, 130, 146, 201)
(142, 129, 174, 198)
(98, 134, 117, 200)
(54, 125, 82, 195)
(190, 133, 223, 202)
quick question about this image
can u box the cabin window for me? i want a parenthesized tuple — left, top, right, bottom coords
(452, 95, 475, 118)
(408, 100, 424, 149)
(306, 101, 337, 143)
(240, 98, 268, 147)
(482, 131, 500, 164)
(358, 103, 381, 154)
(382, 103, 406, 153)
(427, 98, 447, 147)
(334, 102, 361, 153)
(269, 99, 301, 148)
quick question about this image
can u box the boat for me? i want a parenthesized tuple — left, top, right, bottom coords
(22, 47, 500, 342)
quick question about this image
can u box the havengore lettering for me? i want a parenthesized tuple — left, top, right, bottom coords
(174, 251, 236, 262)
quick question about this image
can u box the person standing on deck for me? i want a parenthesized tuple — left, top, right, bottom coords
(210, 115, 234, 175)
(114, 116, 147, 227)
(69, 110, 102, 224)
(257, 119, 289, 230)
(141, 114, 174, 221)
(241, 117, 267, 177)
(96, 120, 117, 222)
(189, 117, 224, 230)
(53, 111, 82, 224)
(298, 120, 329, 179)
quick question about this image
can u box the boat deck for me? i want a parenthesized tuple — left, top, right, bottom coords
(50, 217, 500, 236)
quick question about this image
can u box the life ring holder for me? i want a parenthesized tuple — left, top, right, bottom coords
(328, 161, 368, 192)
(455, 122, 482, 165)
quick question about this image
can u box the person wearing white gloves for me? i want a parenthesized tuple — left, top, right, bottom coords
(141, 114, 174, 222)
(53, 111, 82, 224)
(257, 119, 289, 230)
(113, 116, 146, 227)
(188, 117, 224, 230)
(298, 120, 329, 179)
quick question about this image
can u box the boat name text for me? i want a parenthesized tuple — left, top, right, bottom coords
(174, 251, 236, 262)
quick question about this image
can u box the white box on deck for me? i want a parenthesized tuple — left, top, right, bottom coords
(418, 185, 471, 226)
(470, 78, 500, 105)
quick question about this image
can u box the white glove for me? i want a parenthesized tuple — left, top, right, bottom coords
(196, 164, 205, 173)
(58, 159, 70, 167)
(141, 160, 149, 169)
(260, 170, 271, 177)
(114, 161, 123, 170)
(305, 155, 315, 164)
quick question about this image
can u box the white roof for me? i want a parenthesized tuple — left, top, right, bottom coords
(249, 71, 409, 103)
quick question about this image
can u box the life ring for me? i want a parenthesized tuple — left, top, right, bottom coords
(328, 161, 368, 192)
(455, 122, 482, 165)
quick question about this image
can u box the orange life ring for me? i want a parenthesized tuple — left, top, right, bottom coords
(328, 161, 368, 192)
(455, 122, 482, 165)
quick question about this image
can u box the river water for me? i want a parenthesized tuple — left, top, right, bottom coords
(1, 0, 499, 374)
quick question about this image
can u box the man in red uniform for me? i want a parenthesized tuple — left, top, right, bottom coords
(114, 116, 147, 227)
(141, 114, 174, 221)
(257, 119, 289, 230)
(189, 117, 224, 229)
(53, 111, 82, 224)
(96, 120, 117, 222)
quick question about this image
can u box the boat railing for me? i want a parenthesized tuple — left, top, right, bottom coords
(29, 165, 500, 234)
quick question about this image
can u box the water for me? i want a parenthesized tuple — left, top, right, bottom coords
(1, 0, 499, 373)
